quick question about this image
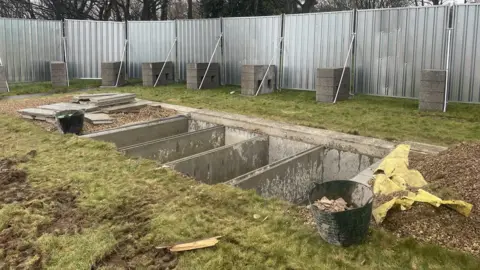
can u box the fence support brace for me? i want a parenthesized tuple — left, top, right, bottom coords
(199, 34, 223, 90)
(0, 56, 9, 92)
(63, 37, 70, 87)
(443, 28, 452, 113)
(116, 39, 128, 87)
(334, 33, 355, 104)
(255, 37, 284, 96)
(154, 38, 177, 87)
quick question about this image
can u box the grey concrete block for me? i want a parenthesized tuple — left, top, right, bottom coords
(316, 93, 349, 103)
(101, 62, 121, 69)
(83, 116, 188, 148)
(317, 67, 350, 79)
(229, 146, 325, 204)
(421, 69, 446, 82)
(419, 101, 443, 111)
(50, 62, 68, 87)
(420, 81, 445, 91)
(316, 94, 334, 103)
(316, 68, 350, 103)
(419, 91, 445, 103)
(241, 65, 276, 96)
(142, 62, 175, 86)
(186, 63, 221, 89)
(323, 149, 340, 181)
(101, 61, 125, 87)
(165, 136, 269, 184)
(316, 78, 337, 87)
(338, 151, 361, 180)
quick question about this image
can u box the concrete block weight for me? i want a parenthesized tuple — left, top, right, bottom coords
(241, 65, 276, 96)
(186, 62, 220, 89)
(419, 69, 446, 111)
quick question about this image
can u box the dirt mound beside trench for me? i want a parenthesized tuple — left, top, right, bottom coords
(380, 142, 480, 256)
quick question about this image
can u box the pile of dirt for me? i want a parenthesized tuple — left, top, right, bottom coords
(380, 143, 480, 256)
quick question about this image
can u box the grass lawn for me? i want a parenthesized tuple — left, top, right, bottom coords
(1, 116, 479, 269)
(101, 84, 479, 146)
(1, 79, 101, 97)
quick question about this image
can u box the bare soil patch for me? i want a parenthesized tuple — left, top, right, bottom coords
(0, 152, 85, 268)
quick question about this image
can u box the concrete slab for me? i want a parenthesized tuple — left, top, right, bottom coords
(119, 126, 226, 163)
(164, 136, 269, 185)
(82, 115, 188, 148)
(228, 146, 325, 204)
(72, 93, 118, 103)
(18, 108, 56, 117)
(84, 113, 113, 124)
(101, 100, 151, 113)
(39, 102, 99, 112)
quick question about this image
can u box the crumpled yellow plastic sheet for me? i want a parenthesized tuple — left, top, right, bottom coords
(372, 144, 473, 224)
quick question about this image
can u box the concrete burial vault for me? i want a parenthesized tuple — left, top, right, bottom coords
(83, 105, 408, 204)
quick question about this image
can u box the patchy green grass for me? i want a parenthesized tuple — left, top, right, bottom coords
(2, 79, 102, 97)
(0, 115, 479, 269)
(106, 84, 480, 146)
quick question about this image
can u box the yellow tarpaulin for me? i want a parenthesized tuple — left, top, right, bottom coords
(372, 144, 473, 224)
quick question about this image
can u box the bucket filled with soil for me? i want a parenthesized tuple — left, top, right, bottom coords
(308, 180, 373, 246)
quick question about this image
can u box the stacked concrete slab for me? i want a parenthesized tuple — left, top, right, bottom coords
(419, 69, 446, 111)
(101, 62, 125, 87)
(241, 65, 276, 96)
(316, 67, 350, 103)
(186, 63, 220, 89)
(142, 62, 174, 86)
(50, 61, 67, 87)
(0, 66, 7, 93)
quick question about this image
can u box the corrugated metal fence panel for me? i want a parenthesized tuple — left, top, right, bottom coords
(223, 16, 282, 85)
(0, 18, 62, 82)
(127, 21, 176, 78)
(176, 19, 221, 81)
(65, 20, 125, 79)
(450, 4, 480, 103)
(282, 11, 353, 90)
(355, 6, 448, 98)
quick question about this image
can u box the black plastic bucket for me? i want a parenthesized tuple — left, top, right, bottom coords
(308, 180, 373, 246)
(55, 110, 85, 135)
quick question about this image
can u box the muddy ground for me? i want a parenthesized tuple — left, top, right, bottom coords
(0, 154, 177, 269)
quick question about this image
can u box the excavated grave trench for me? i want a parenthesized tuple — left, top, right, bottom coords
(83, 114, 382, 204)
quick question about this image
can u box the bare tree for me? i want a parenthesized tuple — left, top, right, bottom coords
(188, 0, 193, 18)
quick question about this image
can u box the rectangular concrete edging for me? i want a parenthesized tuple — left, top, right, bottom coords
(227, 145, 325, 204)
(82, 115, 188, 148)
(163, 136, 269, 185)
(189, 110, 393, 158)
(118, 126, 226, 163)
